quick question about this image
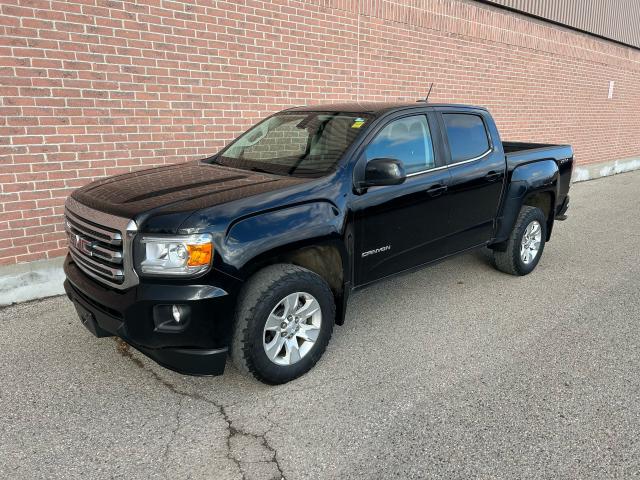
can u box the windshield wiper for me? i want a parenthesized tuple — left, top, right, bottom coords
(249, 166, 278, 175)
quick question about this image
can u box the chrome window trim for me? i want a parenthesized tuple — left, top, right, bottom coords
(447, 148, 493, 166)
(405, 148, 493, 178)
(406, 164, 447, 177)
(65, 196, 139, 290)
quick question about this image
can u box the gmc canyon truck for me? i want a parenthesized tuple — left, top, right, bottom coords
(63, 102, 573, 384)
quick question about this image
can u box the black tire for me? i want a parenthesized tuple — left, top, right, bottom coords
(231, 264, 335, 384)
(493, 206, 547, 276)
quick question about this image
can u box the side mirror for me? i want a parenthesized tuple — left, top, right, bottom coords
(362, 158, 406, 188)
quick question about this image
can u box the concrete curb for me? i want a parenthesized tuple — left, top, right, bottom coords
(572, 156, 640, 183)
(1, 157, 639, 306)
(0, 257, 66, 307)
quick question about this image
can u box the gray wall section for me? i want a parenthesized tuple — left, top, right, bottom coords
(481, 0, 640, 49)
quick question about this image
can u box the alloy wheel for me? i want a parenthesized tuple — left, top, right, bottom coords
(262, 292, 322, 366)
(520, 220, 542, 265)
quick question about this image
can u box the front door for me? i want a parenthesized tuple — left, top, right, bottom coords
(352, 113, 452, 286)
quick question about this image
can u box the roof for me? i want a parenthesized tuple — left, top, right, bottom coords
(285, 101, 487, 116)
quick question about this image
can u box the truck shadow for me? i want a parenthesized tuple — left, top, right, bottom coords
(113, 247, 502, 394)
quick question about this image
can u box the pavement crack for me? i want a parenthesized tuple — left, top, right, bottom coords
(226, 422, 247, 480)
(115, 339, 286, 480)
(223, 404, 286, 480)
(162, 396, 184, 464)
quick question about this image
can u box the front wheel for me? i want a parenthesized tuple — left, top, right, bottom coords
(231, 264, 335, 384)
(493, 206, 547, 276)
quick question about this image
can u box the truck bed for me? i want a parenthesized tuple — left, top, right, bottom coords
(503, 141, 573, 165)
(503, 141, 574, 219)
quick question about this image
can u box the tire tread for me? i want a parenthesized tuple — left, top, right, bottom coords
(493, 206, 546, 276)
(231, 264, 334, 383)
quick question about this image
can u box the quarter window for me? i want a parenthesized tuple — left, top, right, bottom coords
(443, 113, 490, 163)
(364, 115, 435, 175)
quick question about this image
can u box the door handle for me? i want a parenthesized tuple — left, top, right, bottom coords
(426, 184, 448, 197)
(485, 171, 502, 182)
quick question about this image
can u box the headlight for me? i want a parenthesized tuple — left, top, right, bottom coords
(138, 234, 213, 276)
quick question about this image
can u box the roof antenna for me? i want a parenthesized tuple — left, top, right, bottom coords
(418, 83, 434, 103)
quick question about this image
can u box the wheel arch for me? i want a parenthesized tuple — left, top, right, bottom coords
(217, 200, 352, 325)
(238, 239, 350, 325)
(491, 159, 559, 250)
(522, 190, 555, 241)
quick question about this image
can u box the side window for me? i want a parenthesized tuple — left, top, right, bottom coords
(442, 113, 491, 163)
(364, 115, 435, 175)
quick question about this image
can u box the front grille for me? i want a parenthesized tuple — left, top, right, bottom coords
(64, 197, 138, 290)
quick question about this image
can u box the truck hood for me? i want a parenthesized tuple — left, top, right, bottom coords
(71, 160, 310, 220)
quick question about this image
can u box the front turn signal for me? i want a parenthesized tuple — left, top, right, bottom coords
(187, 243, 212, 267)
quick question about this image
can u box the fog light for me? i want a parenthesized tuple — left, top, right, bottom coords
(153, 304, 190, 332)
(172, 305, 181, 323)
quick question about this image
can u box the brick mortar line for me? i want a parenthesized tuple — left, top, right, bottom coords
(4, 2, 640, 69)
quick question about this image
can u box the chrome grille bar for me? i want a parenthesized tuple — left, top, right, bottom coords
(89, 243, 123, 264)
(64, 196, 138, 290)
(65, 209, 122, 246)
(69, 245, 124, 282)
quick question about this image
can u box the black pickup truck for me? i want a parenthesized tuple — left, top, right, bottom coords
(63, 102, 573, 384)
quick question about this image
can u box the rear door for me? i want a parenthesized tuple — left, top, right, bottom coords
(352, 110, 452, 286)
(437, 109, 505, 252)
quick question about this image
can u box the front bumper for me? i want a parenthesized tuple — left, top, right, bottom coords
(63, 254, 238, 375)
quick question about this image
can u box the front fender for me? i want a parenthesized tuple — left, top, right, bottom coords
(219, 201, 344, 272)
(494, 160, 559, 244)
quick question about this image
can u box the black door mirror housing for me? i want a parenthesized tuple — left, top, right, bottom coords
(361, 158, 407, 188)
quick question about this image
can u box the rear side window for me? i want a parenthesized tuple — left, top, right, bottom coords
(443, 114, 490, 163)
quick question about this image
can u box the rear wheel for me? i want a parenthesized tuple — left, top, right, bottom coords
(231, 264, 334, 384)
(493, 206, 546, 276)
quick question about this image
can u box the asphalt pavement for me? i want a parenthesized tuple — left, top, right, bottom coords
(1, 170, 639, 479)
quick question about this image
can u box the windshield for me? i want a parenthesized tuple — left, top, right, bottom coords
(210, 112, 371, 177)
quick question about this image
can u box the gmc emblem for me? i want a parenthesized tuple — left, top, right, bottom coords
(70, 233, 94, 256)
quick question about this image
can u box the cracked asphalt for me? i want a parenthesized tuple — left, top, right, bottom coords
(1, 171, 640, 479)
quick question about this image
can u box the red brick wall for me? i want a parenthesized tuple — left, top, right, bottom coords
(1, 0, 639, 266)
